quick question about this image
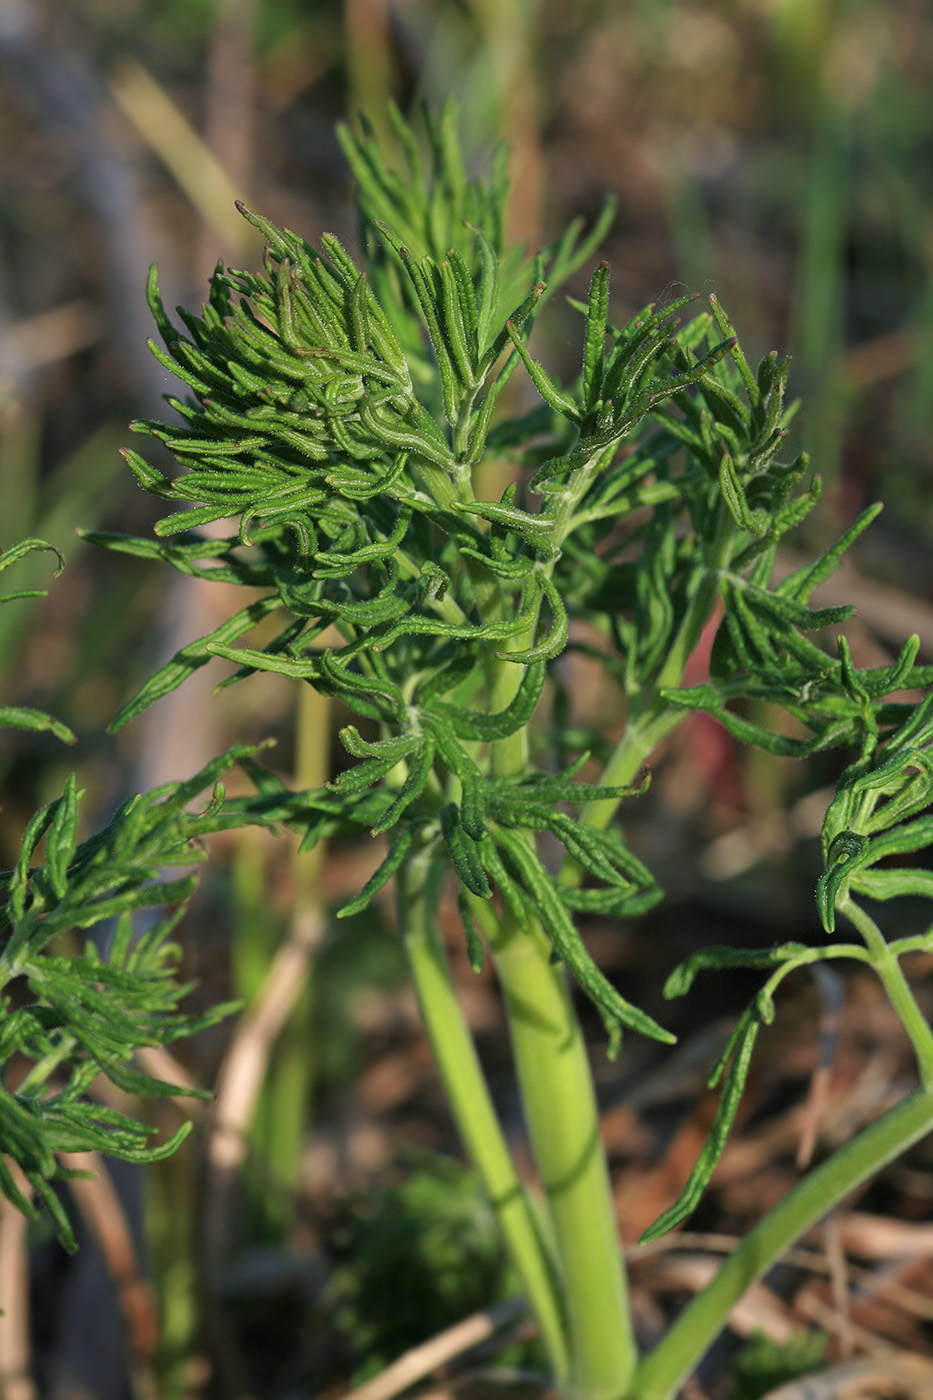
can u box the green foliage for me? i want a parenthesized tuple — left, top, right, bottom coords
(818, 680, 933, 929)
(85, 103, 800, 1054)
(326, 1154, 530, 1381)
(79, 98, 933, 1336)
(0, 536, 279, 1247)
(647, 644, 933, 1243)
(727, 1330, 828, 1400)
(0, 739, 276, 1249)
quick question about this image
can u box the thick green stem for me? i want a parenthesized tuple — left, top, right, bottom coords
(473, 479, 735, 1397)
(488, 905, 637, 1400)
(466, 500, 732, 1394)
(633, 1086, 933, 1400)
(488, 605, 635, 1394)
(396, 851, 571, 1384)
(469, 451, 670, 1398)
(839, 895, 933, 1089)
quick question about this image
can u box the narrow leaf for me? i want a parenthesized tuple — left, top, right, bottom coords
(337, 826, 415, 917)
(582, 262, 610, 409)
(440, 804, 491, 898)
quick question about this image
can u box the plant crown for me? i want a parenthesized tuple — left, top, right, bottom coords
(20, 100, 930, 1243)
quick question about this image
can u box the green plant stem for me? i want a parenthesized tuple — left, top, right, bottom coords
(839, 895, 933, 1089)
(487, 650, 635, 1397)
(487, 903, 637, 1400)
(396, 849, 571, 1385)
(475, 487, 733, 1397)
(633, 1085, 933, 1400)
(475, 500, 733, 1392)
(561, 505, 734, 871)
(470, 461, 677, 1400)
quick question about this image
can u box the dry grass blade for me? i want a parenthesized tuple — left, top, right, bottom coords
(206, 903, 326, 1178)
(59, 1149, 159, 1371)
(342, 1299, 527, 1400)
(643, 1253, 799, 1342)
(841, 1216, 933, 1261)
(823, 1211, 855, 1358)
(201, 897, 327, 1355)
(0, 1163, 36, 1400)
(0, 301, 103, 379)
(633, 1230, 933, 1328)
(792, 1287, 905, 1360)
(107, 59, 259, 259)
(759, 1355, 933, 1400)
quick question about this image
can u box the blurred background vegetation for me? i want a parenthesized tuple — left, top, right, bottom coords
(1, 1, 932, 1397)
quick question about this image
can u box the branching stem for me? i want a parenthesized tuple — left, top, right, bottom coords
(839, 894, 933, 1089)
(473, 462, 648, 1398)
